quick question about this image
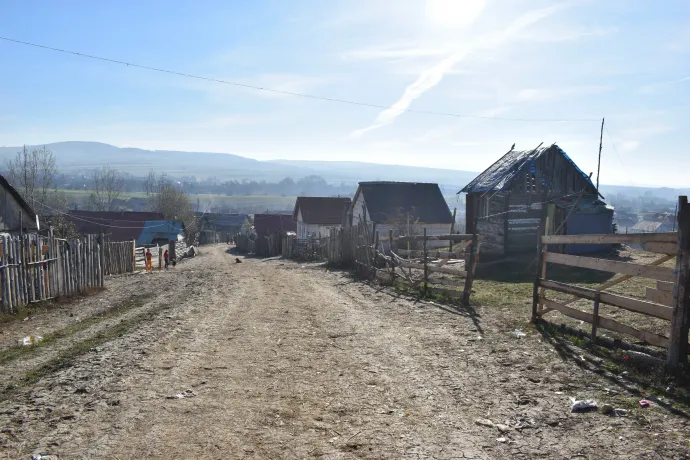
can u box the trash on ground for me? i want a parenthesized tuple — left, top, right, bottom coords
(22, 335, 43, 346)
(614, 409, 628, 417)
(513, 329, 526, 338)
(167, 389, 197, 399)
(570, 397, 598, 413)
(474, 418, 494, 428)
(496, 437, 508, 443)
(32, 454, 59, 460)
(639, 399, 652, 408)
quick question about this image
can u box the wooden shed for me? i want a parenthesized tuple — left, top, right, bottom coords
(0, 175, 38, 232)
(460, 144, 611, 255)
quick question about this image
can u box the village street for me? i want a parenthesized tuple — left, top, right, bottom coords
(0, 245, 688, 459)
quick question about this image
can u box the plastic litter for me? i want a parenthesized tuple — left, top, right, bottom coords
(513, 329, 526, 339)
(167, 389, 197, 400)
(570, 397, 598, 413)
(32, 455, 59, 460)
(638, 399, 652, 408)
(474, 418, 494, 428)
(22, 335, 43, 346)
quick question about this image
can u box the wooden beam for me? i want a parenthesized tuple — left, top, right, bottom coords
(542, 298, 670, 348)
(396, 234, 474, 243)
(542, 232, 677, 245)
(397, 260, 467, 277)
(645, 287, 673, 307)
(643, 242, 678, 255)
(657, 280, 674, 292)
(427, 278, 464, 288)
(397, 249, 459, 259)
(539, 279, 673, 320)
(544, 252, 675, 282)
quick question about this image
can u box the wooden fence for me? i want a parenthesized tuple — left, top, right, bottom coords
(105, 240, 135, 275)
(1, 232, 105, 314)
(533, 196, 690, 366)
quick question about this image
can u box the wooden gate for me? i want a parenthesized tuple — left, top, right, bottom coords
(533, 196, 690, 365)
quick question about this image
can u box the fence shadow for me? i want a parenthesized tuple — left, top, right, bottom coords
(536, 321, 690, 418)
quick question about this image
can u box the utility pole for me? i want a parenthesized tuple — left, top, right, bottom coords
(596, 117, 605, 192)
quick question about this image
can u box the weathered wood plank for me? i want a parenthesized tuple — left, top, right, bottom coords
(657, 280, 674, 292)
(542, 299, 670, 348)
(427, 278, 464, 287)
(645, 287, 673, 307)
(545, 252, 675, 282)
(542, 232, 677, 245)
(396, 234, 474, 243)
(397, 260, 467, 277)
(538, 279, 673, 320)
(643, 242, 678, 255)
(397, 249, 460, 259)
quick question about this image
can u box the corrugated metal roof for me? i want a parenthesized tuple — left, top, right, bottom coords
(460, 144, 597, 195)
(293, 197, 351, 225)
(66, 211, 182, 243)
(631, 220, 666, 232)
(356, 182, 452, 224)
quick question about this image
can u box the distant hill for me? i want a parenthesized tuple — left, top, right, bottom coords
(0, 142, 686, 201)
(0, 141, 477, 188)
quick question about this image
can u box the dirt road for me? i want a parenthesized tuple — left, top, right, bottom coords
(0, 245, 688, 459)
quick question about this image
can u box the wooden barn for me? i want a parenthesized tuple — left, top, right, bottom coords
(461, 144, 613, 255)
(347, 182, 453, 247)
(293, 197, 351, 240)
(0, 175, 38, 232)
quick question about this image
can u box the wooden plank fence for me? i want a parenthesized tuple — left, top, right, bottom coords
(533, 196, 690, 366)
(1, 231, 106, 313)
(105, 240, 136, 275)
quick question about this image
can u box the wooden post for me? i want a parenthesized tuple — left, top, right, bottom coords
(132, 240, 136, 272)
(668, 196, 690, 367)
(532, 217, 546, 323)
(389, 229, 395, 280)
(423, 227, 428, 294)
(591, 292, 601, 343)
(537, 216, 550, 316)
(159, 246, 163, 270)
(462, 232, 479, 306)
(99, 233, 105, 287)
(449, 208, 457, 254)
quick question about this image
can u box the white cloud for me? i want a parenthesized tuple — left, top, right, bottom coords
(351, 3, 568, 138)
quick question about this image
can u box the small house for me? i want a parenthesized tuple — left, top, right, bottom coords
(630, 220, 673, 234)
(197, 212, 248, 244)
(293, 197, 351, 239)
(0, 175, 38, 232)
(460, 144, 613, 255)
(348, 182, 453, 246)
(66, 211, 184, 246)
(252, 213, 296, 257)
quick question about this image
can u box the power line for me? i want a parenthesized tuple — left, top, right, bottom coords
(0, 36, 600, 123)
(604, 126, 637, 188)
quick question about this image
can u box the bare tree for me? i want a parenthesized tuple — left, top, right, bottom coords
(89, 166, 125, 211)
(144, 171, 198, 244)
(6, 146, 57, 216)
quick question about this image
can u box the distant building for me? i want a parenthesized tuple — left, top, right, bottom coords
(196, 212, 248, 244)
(630, 220, 673, 234)
(0, 175, 38, 232)
(253, 213, 296, 236)
(460, 144, 613, 255)
(348, 182, 453, 247)
(66, 211, 183, 245)
(293, 197, 351, 239)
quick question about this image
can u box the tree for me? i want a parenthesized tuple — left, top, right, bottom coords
(6, 146, 57, 217)
(143, 171, 198, 243)
(89, 166, 125, 211)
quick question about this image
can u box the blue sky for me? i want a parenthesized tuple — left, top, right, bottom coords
(0, 0, 688, 187)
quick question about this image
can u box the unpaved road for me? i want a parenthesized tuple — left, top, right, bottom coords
(0, 245, 688, 459)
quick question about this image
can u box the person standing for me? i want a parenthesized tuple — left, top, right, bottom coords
(164, 249, 169, 269)
(145, 248, 153, 273)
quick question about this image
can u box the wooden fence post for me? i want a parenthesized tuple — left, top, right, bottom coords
(99, 233, 105, 287)
(462, 232, 479, 306)
(668, 196, 690, 367)
(532, 218, 546, 323)
(423, 227, 428, 294)
(449, 208, 456, 254)
(132, 240, 136, 272)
